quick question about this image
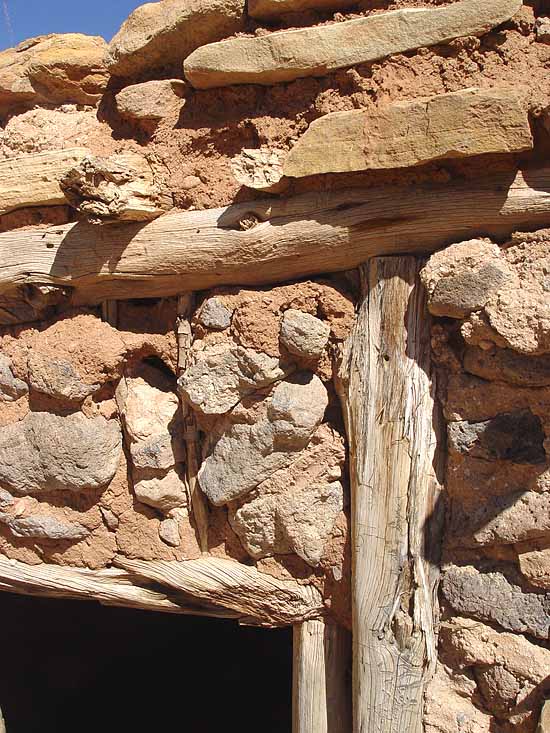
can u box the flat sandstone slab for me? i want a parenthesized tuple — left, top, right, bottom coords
(184, 0, 521, 88)
(283, 88, 532, 177)
(107, 0, 245, 77)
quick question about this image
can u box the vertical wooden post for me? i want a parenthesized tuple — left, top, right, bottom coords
(338, 257, 442, 733)
(293, 619, 351, 733)
(177, 294, 209, 553)
(101, 300, 118, 328)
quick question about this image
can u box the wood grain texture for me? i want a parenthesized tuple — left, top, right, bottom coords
(0, 555, 238, 619)
(338, 257, 442, 733)
(1, 166, 549, 323)
(0, 148, 88, 216)
(293, 620, 351, 733)
(116, 556, 324, 627)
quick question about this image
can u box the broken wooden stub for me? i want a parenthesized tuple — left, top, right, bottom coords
(292, 619, 351, 733)
(177, 293, 210, 553)
(338, 257, 442, 733)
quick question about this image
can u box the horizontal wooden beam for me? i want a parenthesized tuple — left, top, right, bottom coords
(1, 166, 549, 322)
(0, 555, 237, 618)
(116, 556, 324, 627)
(0, 555, 323, 626)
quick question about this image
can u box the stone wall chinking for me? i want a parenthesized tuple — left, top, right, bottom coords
(0, 0, 548, 729)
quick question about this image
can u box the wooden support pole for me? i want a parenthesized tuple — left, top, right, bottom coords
(338, 257, 442, 733)
(176, 294, 210, 553)
(101, 299, 118, 327)
(1, 166, 550, 322)
(292, 620, 351, 733)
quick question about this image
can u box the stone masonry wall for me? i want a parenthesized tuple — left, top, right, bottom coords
(0, 0, 549, 729)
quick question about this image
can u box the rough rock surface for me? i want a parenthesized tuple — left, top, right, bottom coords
(28, 351, 98, 402)
(424, 231, 550, 355)
(539, 700, 550, 733)
(229, 423, 345, 565)
(518, 547, 550, 590)
(0, 512, 89, 541)
(536, 17, 550, 44)
(179, 343, 287, 415)
(421, 238, 515, 319)
(60, 152, 170, 223)
(197, 297, 233, 331)
(0, 34, 108, 115)
(284, 88, 532, 177)
(463, 346, 550, 387)
(232, 481, 343, 566)
(193, 280, 354, 382)
(450, 491, 550, 548)
(184, 0, 522, 88)
(0, 106, 108, 161)
(158, 516, 181, 547)
(440, 617, 550, 730)
(107, 0, 245, 77)
(447, 411, 545, 464)
(0, 354, 27, 402)
(116, 373, 183, 473)
(424, 663, 492, 733)
(6, 313, 175, 390)
(115, 79, 187, 123)
(199, 373, 328, 504)
(442, 565, 550, 640)
(0, 412, 122, 495)
(280, 309, 330, 359)
(230, 148, 285, 192)
(134, 471, 187, 513)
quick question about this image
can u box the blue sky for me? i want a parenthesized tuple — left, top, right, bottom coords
(0, 0, 144, 50)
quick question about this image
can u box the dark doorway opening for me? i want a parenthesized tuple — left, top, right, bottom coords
(0, 592, 292, 733)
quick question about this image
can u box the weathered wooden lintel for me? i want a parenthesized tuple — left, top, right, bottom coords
(0, 166, 549, 323)
(0, 555, 324, 628)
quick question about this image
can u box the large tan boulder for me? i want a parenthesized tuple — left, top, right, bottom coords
(116, 373, 184, 472)
(425, 229, 550, 356)
(178, 343, 287, 415)
(0, 412, 122, 495)
(283, 88, 532, 177)
(115, 79, 186, 123)
(229, 423, 345, 565)
(198, 373, 328, 505)
(107, 0, 246, 78)
(184, 0, 521, 88)
(0, 34, 109, 114)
